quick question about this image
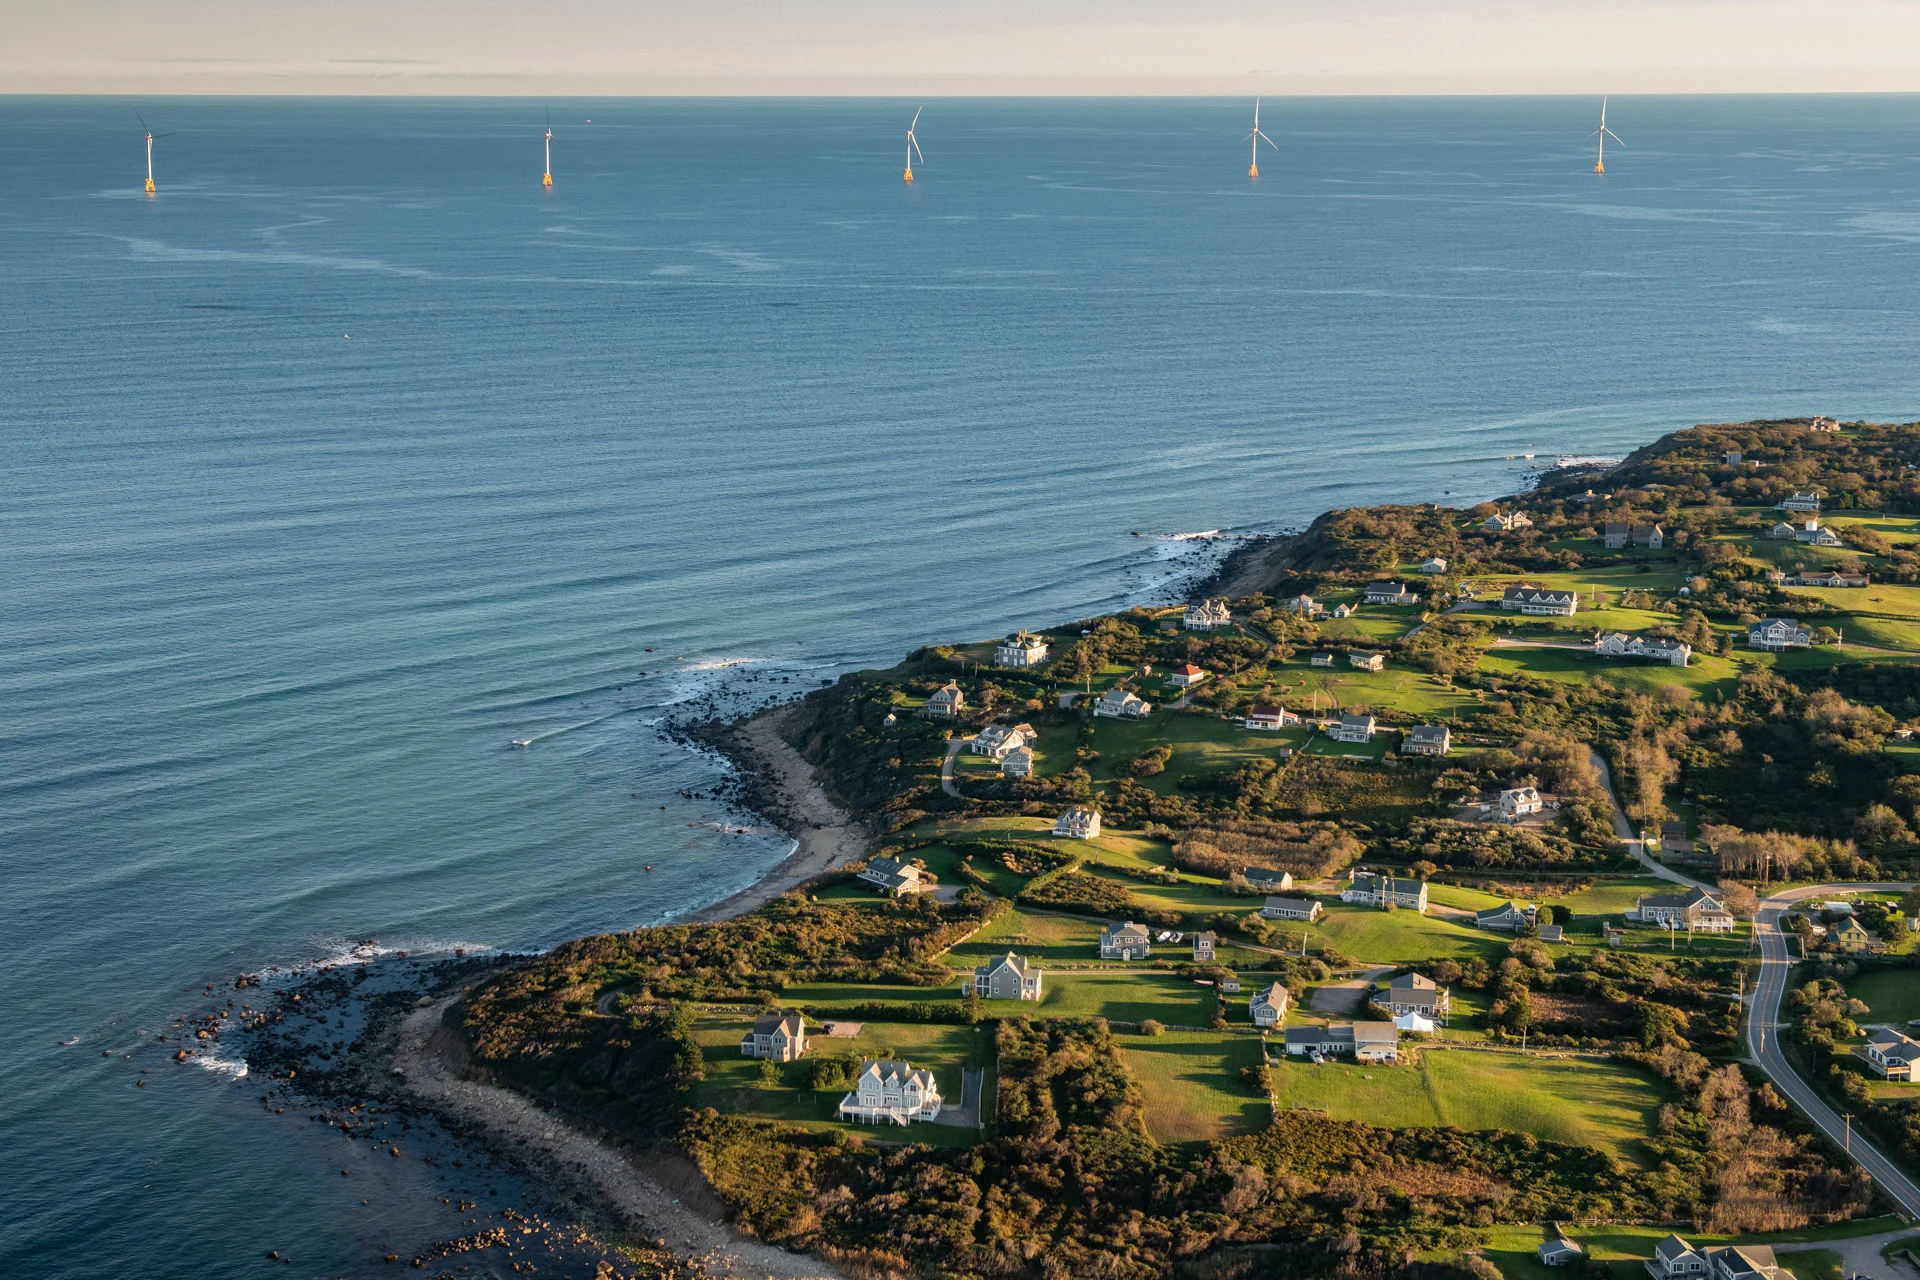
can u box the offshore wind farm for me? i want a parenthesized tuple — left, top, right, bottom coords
(9, 91, 1920, 1280)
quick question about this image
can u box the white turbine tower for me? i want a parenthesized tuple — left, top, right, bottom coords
(1592, 96, 1624, 175)
(135, 109, 172, 195)
(543, 103, 554, 188)
(1245, 98, 1275, 179)
(903, 107, 925, 184)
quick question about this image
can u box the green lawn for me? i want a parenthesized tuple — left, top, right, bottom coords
(1079, 866, 1264, 924)
(1477, 644, 1745, 697)
(1119, 1031, 1270, 1143)
(1038, 971, 1216, 1025)
(944, 907, 1108, 965)
(1086, 710, 1302, 792)
(1848, 969, 1920, 1025)
(689, 1015, 987, 1144)
(1300, 731, 1393, 762)
(1269, 1050, 1665, 1165)
(1469, 1219, 1911, 1280)
(1424, 882, 1512, 912)
(1310, 904, 1505, 964)
(1537, 876, 1679, 920)
(1267, 661, 1475, 720)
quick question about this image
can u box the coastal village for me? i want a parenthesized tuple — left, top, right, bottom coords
(458, 421, 1920, 1280)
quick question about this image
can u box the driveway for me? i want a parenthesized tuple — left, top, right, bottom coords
(1310, 966, 1391, 1015)
(1584, 746, 1714, 891)
(940, 737, 965, 797)
(1749, 881, 1920, 1218)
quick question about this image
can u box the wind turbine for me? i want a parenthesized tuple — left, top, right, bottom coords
(135, 109, 172, 195)
(542, 103, 554, 188)
(1245, 98, 1276, 179)
(1591, 96, 1624, 175)
(903, 107, 924, 184)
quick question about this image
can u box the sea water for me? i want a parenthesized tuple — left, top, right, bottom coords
(5, 95, 1920, 1275)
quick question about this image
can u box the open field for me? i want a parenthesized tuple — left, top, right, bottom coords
(943, 906, 1106, 964)
(1849, 969, 1920, 1025)
(1086, 710, 1303, 792)
(1423, 882, 1512, 912)
(1311, 904, 1505, 963)
(689, 1015, 987, 1143)
(1269, 1049, 1665, 1165)
(1038, 971, 1216, 1025)
(1267, 660, 1476, 720)
(1118, 1030, 1270, 1143)
(1300, 732, 1392, 761)
(1477, 644, 1745, 697)
(1537, 876, 1679, 919)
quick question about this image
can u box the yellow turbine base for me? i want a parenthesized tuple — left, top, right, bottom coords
(542, 172, 553, 187)
(903, 168, 913, 183)
(1249, 164, 1259, 179)
(145, 178, 156, 194)
(1594, 161, 1604, 175)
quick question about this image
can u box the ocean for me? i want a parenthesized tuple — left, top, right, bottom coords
(4, 94, 1920, 1276)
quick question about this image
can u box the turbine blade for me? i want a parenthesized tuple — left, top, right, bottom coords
(1256, 129, 1275, 148)
(912, 136, 925, 164)
(1254, 97, 1261, 129)
(910, 105, 922, 130)
(134, 107, 149, 131)
(1604, 128, 1625, 146)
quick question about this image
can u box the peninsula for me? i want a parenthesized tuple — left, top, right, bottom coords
(403, 419, 1920, 1280)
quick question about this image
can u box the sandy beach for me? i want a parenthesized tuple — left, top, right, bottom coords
(386, 702, 866, 1277)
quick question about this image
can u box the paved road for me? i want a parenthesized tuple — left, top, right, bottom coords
(939, 737, 964, 797)
(1584, 746, 1716, 891)
(1749, 881, 1920, 1219)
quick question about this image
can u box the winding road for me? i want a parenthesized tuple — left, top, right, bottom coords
(1587, 744, 1920, 1218)
(1747, 881, 1920, 1219)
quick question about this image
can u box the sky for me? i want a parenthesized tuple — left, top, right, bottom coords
(8, 0, 1920, 95)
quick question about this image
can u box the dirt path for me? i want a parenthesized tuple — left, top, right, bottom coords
(394, 996, 842, 1279)
(686, 705, 872, 923)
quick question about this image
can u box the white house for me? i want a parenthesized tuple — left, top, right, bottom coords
(1185, 598, 1232, 630)
(1191, 931, 1217, 962)
(995, 630, 1050, 668)
(858, 858, 925, 897)
(1864, 1028, 1919, 1080)
(1419, 557, 1448, 575)
(1168, 663, 1210, 689)
(1243, 703, 1298, 731)
(1497, 786, 1543, 818)
(1310, 653, 1335, 668)
(922, 682, 965, 719)
(1635, 886, 1736, 932)
(1260, 896, 1323, 921)
(1402, 725, 1451, 755)
(1594, 632, 1691, 667)
(1501, 586, 1579, 616)
(838, 1059, 943, 1126)
(1348, 651, 1386, 672)
(1243, 867, 1292, 892)
(1053, 807, 1102, 839)
(971, 722, 1036, 760)
(1778, 491, 1822, 513)
(1647, 1236, 1781, 1280)
(740, 1012, 808, 1062)
(1364, 582, 1417, 606)
(1328, 713, 1377, 743)
(1099, 921, 1152, 960)
(1287, 594, 1318, 615)
(1094, 687, 1151, 718)
(1747, 618, 1813, 650)
(1483, 511, 1533, 533)
(1768, 521, 1798, 540)
(1538, 1238, 1585, 1268)
(1343, 874, 1428, 913)
(964, 952, 1043, 1001)
(1001, 747, 1034, 778)
(1796, 521, 1843, 548)
(1249, 982, 1291, 1028)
